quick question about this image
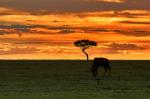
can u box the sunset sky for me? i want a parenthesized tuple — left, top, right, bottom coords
(0, 0, 150, 60)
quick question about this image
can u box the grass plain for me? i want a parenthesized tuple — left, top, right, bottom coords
(0, 60, 149, 99)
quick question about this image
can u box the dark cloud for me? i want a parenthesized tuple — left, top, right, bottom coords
(58, 29, 76, 34)
(0, 24, 49, 36)
(83, 28, 109, 33)
(0, 24, 44, 29)
(113, 29, 150, 37)
(53, 20, 61, 23)
(119, 21, 150, 25)
(106, 43, 145, 50)
(0, 24, 78, 36)
(112, 11, 150, 18)
(0, 0, 149, 13)
(100, 42, 146, 54)
(0, 24, 149, 37)
(82, 28, 150, 37)
(0, 25, 31, 36)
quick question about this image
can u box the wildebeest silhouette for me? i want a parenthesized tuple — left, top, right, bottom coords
(91, 57, 111, 79)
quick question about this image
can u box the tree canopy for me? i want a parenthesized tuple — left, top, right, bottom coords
(74, 39, 97, 61)
(74, 39, 97, 48)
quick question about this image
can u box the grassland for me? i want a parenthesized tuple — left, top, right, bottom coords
(0, 60, 149, 99)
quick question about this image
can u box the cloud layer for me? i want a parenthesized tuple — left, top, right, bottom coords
(0, 0, 150, 13)
(0, 0, 150, 59)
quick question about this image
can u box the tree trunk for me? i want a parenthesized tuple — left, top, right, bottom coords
(82, 48, 89, 61)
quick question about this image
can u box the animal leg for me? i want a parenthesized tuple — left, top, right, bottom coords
(107, 65, 111, 77)
(95, 70, 99, 80)
(103, 67, 107, 77)
(95, 70, 100, 85)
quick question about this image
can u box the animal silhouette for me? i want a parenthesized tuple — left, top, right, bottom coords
(91, 57, 111, 79)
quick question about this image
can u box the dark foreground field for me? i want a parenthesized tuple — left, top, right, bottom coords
(0, 60, 149, 99)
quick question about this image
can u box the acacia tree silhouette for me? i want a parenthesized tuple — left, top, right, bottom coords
(74, 39, 97, 61)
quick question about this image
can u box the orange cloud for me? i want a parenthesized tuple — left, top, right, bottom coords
(0, 6, 149, 59)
